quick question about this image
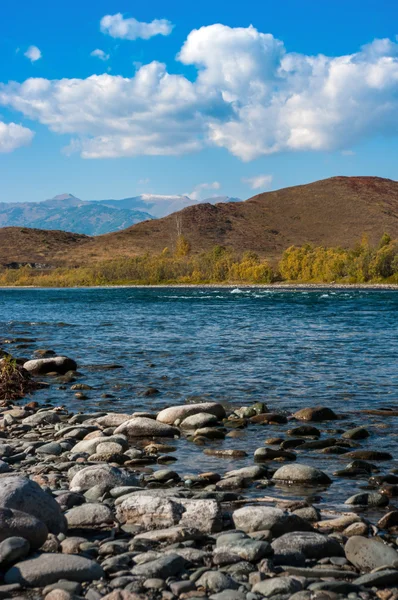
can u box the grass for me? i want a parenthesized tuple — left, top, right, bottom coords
(0, 355, 39, 402)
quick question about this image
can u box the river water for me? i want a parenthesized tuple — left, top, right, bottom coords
(1, 286, 398, 509)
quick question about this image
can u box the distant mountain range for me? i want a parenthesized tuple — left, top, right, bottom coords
(0, 193, 241, 236)
(2, 176, 398, 268)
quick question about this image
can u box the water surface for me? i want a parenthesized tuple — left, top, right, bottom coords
(1, 287, 397, 509)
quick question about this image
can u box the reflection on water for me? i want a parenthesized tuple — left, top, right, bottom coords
(1, 286, 397, 507)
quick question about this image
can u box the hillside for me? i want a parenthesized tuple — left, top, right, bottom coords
(1, 176, 398, 267)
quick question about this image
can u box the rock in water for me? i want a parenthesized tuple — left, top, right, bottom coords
(4, 553, 104, 586)
(23, 356, 77, 375)
(156, 403, 226, 424)
(292, 406, 338, 421)
(0, 476, 66, 534)
(114, 417, 179, 437)
(272, 464, 331, 484)
(345, 535, 398, 570)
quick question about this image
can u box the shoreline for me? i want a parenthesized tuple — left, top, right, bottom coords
(1, 282, 398, 290)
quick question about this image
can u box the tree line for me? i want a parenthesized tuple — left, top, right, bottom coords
(1, 234, 397, 286)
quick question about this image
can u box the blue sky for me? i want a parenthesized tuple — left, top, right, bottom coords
(1, 0, 398, 203)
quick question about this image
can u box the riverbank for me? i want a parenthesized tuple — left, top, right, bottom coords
(1, 351, 398, 599)
(1, 282, 398, 289)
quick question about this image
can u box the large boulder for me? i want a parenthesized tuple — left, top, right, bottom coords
(4, 552, 104, 586)
(345, 536, 398, 571)
(0, 508, 48, 549)
(114, 417, 179, 437)
(157, 403, 225, 425)
(116, 495, 222, 533)
(292, 406, 338, 421)
(23, 356, 77, 375)
(22, 411, 61, 426)
(232, 506, 313, 536)
(69, 465, 139, 493)
(0, 476, 66, 534)
(272, 464, 331, 485)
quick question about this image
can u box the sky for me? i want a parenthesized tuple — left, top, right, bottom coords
(1, 0, 398, 203)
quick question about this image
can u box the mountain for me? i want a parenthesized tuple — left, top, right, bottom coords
(0, 194, 153, 236)
(92, 194, 241, 218)
(1, 176, 398, 266)
(0, 193, 240, 235)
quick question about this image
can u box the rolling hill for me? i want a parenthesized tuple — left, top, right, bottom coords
(1, 176, 398, 267)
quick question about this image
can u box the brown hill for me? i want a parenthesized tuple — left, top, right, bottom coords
(1, 176, 398, 266)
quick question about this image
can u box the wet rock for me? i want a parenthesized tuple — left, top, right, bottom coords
(131, 553, 185, 578)
(114, 417, 179, 437)
(157, 402, 225, 424)
(224, 465, 268, 480)
(292, 406, 338, 421)
(272, 464, 331, 484)
(345, 535, 398, 570)
(0, 507, 48, 549)
(316, 513, 361, 532)
(4, 552, 104, 586)
(233, 506, 313, 536)
(204, 449, 248, 458)
(66, 503, 115, 529)
(342, 427, 370, 440)
(345, 491, 389, 506)
(272, 531, 344, 560)
(343, 449, 392, 460)
(343, 521, 369, 537)
(0, 475, 66, 534)
(377, 510, 398, 529)
(0, 537, 30, 566)
(249, 412, 288, 424)
(252, 576, 302, 597)
(23, 356, 77, 375)
(69, 465, 139, 492)
(255, 447, 296, 461)
(288, 425, 321, 437)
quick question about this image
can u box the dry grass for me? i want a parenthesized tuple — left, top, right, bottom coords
(0, 355, 39, 402)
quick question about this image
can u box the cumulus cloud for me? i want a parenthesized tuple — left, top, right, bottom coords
(0, 121, 34, 153)
(100, 13, 173, 40)
(242, 174, 273, 190)
(90, 49, 110, 61)
(187, 181, 221, 200)
(24, 46, 42, 62)
(3, 26, 398, 159)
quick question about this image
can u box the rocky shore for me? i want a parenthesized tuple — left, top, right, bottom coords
(0, 355, 398, 599)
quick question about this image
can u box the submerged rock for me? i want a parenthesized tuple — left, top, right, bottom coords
(292, 406, 338, 421)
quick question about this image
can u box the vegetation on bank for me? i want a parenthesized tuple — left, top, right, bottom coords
(0, 355, 39, 401)
(1, 234, 398, 286)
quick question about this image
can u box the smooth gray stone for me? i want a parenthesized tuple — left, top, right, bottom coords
(4, 552, 104, 586)
(354, 569, 398, 586)
(345, 535, 398, 570)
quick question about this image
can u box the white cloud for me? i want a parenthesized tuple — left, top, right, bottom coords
(3, 27, 398, 159)
(0, 121, 34, 153)
(187, 181, 221, 200)
(242, 174, 273, 190)
(90, 49, 110, 61)
(100, 13, 173, 41)
(24, 46, 42, 62)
